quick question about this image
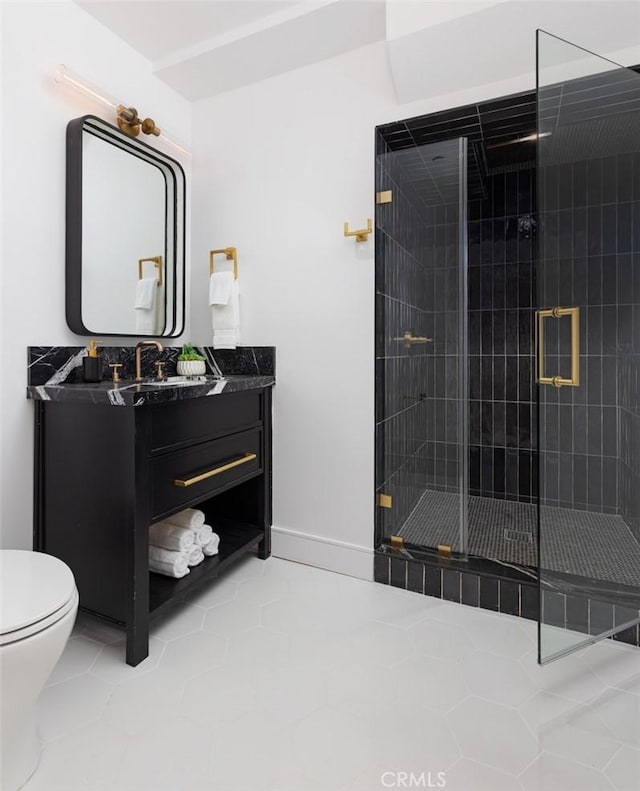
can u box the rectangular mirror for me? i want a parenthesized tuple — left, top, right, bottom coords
(66, 115, 186, 337)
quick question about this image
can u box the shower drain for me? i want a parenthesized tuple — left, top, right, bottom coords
(504, 529, 534, 544)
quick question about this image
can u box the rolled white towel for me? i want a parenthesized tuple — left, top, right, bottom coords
(202, 533, 220, 557)
(194, 523, 213, 548)
(149, 545, 184, 564)
(149, 522, 194, 552)
(148, 546, 189, 579)
(187, 545, 204, 567)
(165, 508, 205, 531)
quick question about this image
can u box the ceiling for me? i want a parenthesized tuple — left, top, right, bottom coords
(74, 1, 640, 104)
(75, 1, 302, 61)
(75, 0, 387, 100)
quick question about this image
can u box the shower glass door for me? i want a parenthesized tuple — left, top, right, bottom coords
(375, 135, 468, 556)
(537, 30, 640, 663)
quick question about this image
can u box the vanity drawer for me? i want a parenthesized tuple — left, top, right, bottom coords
(151, 428, 262, 518)
(150, 390, 262, 453)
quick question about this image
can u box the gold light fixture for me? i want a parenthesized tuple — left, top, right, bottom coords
(115, 104, 161, 139)
(54, 64, 191, 156)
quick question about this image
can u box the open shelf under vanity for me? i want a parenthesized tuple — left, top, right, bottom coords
(149, 519, 264, 613)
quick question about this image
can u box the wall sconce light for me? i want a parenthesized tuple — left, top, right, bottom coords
(54, 64, 191, 156)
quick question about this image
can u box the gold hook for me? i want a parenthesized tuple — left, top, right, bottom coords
(344, 219, 372, 243)
(209, 247, 238, 279)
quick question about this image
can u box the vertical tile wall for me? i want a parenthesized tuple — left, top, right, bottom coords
(468, 168, 537, 502)
(376, 76, 640, 555)
(538, 152, 640, 516)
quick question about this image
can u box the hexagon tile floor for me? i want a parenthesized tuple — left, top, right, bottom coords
(25, 556, 640, 791)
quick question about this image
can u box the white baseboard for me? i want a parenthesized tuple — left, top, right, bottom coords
(271, 526, 374, 581)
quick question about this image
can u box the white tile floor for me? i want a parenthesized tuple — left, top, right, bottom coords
(25, 556, 640, 791)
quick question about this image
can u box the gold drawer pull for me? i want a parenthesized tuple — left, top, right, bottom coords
(172, 453, 257, 488)
(536, 306, 580, 388)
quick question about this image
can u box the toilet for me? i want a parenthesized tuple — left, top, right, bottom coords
(0, 550, 79, 790)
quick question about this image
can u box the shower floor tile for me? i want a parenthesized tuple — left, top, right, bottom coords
(399, 490, 640, 588)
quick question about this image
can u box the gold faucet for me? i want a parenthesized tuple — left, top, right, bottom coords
(135, 340, 163, 381)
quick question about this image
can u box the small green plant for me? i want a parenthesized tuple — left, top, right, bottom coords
(178, 343, 205, 362)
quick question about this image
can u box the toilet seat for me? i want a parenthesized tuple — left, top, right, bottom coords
(0, 551, 78, 645)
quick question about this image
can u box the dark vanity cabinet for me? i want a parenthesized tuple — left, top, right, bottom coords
(33, 386, 272, 666)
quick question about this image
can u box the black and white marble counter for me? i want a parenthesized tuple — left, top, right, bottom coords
(27, 346, 275, 407)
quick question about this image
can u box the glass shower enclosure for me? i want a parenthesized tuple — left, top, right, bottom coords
(375, 31, 640, 664)
(375, 136, 468, 556)
(536, 31, 640, 662)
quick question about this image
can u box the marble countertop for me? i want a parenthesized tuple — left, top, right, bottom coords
(27, 375, 275, 407)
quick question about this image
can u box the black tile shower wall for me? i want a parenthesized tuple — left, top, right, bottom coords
(538, 151, 640, 516)
(467, 168, 537, 503)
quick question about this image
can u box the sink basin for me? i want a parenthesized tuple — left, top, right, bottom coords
(134, 375, 221, 388)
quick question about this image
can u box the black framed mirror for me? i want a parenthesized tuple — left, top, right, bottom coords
(66, 115, 186, 337)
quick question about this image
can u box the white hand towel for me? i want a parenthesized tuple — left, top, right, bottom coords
(135, 277, 157, 309)
(209, 272, 234, 305)
(212, 328, 241, 350)
(149, 522, 195, 552)
(194, 523, 214, 548)
(165, 508, 205, 531)
(187, 545, 205, 567)
(202, 533, 220, 557)
(135, 277, 158, 334)
(212, 278, 240, 350)
(148, 546, 189, 578)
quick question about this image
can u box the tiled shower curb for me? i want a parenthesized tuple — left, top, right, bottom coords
(374, 550, 640, 648)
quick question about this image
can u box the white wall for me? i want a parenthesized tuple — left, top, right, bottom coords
(191, 21, 640, 578)
(0, 1, 191, 549)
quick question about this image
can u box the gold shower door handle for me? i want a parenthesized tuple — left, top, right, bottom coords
(536, 307, 580, 388)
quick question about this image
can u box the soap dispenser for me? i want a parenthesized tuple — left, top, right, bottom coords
(83, 340, 103, 383)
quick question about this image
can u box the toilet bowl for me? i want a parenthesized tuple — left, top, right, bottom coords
(0, 550, 79, 791)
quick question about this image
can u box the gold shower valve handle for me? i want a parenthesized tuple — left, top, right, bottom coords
(343, 219, 372, 242)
